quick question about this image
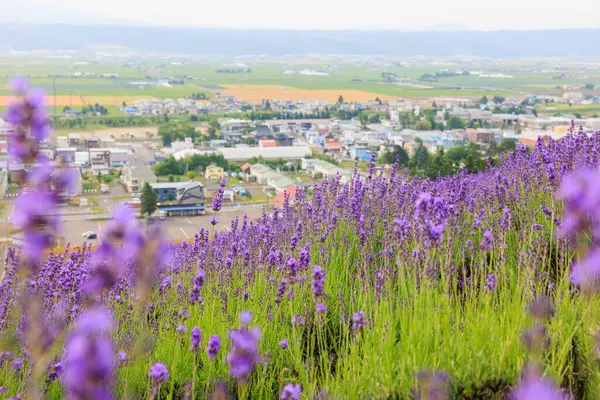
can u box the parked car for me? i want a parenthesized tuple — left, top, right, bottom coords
(82, 231, 97, 240)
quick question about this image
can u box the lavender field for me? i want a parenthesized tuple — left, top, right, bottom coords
(2, 81, 600, 399)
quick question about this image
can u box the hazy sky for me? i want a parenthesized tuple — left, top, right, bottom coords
(2, 0, 599, 30)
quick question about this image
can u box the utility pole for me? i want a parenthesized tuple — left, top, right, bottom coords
(53, 75, 57, 115)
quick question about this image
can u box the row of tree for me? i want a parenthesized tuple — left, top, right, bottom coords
(152, 153, 229, 176)
(381, 138, 517, 180)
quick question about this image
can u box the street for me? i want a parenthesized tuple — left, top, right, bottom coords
(55, 203, 266, 248)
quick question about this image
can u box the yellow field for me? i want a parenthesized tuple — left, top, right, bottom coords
(220, 85, 397, 103)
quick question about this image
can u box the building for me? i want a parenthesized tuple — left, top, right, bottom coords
(249, 164, 279, 184)
(89, 149, 111, 175)
(68, 133, 83, 150)
(220, 146, 312, 162)
(275, 134, 294, 147)
(301, 158, 318, 171)
(324, 140, 342, 156)
(270, 185, 298, 208)
(122, 165, 158, 193)
(350, 146, 370, 160)
(220, 119, 251, 133)
(150, 182, 205, 216)
(111, 153, 130, 168)
(259, 139, 277, 148)
(204, 164, 225, 181)
(55, 147, 77, 163)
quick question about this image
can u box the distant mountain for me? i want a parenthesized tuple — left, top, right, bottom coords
(0, 24, 599, 57)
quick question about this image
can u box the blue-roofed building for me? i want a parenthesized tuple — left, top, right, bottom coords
(150, 181, 205, 216)
(351, 146, 370, 160)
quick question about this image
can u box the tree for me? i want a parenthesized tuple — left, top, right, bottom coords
(479, 96, 489, 105)
(207, 127, 218, 140)
(338, 95, 344, 105)
(382, 145, 410, 166)
(493, 96, 505, 104)
(190, 115, 198, 122)
(446, 116, 465, 130)
(415, 119, 432, 131)
(141, 183, 158, 216)
(122, 101, 127, 107)
(186, 171, 197, 179)
(532, 108, 538, 117)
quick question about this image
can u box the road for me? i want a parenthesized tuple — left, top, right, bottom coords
(56, 203, 266, 248)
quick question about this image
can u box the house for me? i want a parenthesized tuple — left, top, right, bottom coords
(301, 158, 318, 171)
(267, 174, 295, 193)
(240, 162, 252, 174)
(220, 119, 251, 133)
(204, 184, 234, 201)
(204, 164, 225, 181)
(255, 125, 272, 139)
(324, 140, 342, 155)
(249, 164, 279, 184)
(275, 134, 294, 147)
(89, 149, 111, 175)
(85, 137, 100, 149)
(270, 185, 298, 208)
(350, 146, 370, 160)
(469, 129, 496, 144)
(122, 165, 158, 193)
(150, 182, 205, 216)
(111, 153, 131, 168)
(259, 139, 277, 148)
(55, 147, 77, 163)
(68, 133, 83, 149)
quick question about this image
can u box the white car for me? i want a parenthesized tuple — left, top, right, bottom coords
(83, 231, 97, 240)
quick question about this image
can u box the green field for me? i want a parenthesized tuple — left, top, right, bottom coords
(1, 57, 599, 110)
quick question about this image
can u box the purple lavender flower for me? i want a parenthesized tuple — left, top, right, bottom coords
(280, 383, 302, 400)
(512, 372, 567, 400)
(10, 76, 28, 94)
(46, 361, 63, 383)
(316, 303, 327, 314)
(352, 311, 366, 334)
(312, 265, 325, 298)
(190, 327, 202, 352)
(210, 217, 219, 226)
(62, 306, 115, 399)
(559, 168, 600, 237)
(279, 339, 289, 349)
(484, 273, 497, 292)
(117, 351, 128, 364)
(480, 230, 493, 251)
(571, 249, 600, 293)
(240, 310, 253, 327)
(417, 370, 450, 400)
(207, 335, 221, 359)
(528, 297, 554, 320)
(275, 278, 288, 305)
(11, 358, 23, 372)
(176, 324, 188, 335)
(291, 315, 305, 328)
(212, 179, 227, 212)
(149, 362, 169, 384)
(227, 327, 261, 380)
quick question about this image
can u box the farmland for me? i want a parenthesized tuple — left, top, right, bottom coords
(2, 56, 600, 112)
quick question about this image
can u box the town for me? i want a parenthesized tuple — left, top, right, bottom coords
(0, 87, 595, 249)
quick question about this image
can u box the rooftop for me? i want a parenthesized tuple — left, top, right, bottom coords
(220, 146, 312, 161)
(150, 181, 204, 190)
